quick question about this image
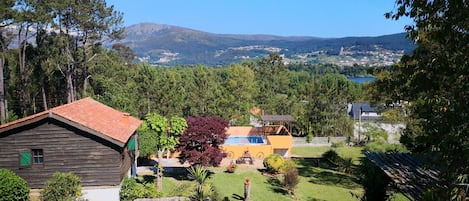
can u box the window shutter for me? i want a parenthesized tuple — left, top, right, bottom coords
(128, 138, 135, 151)
(20, 151, 31, 166)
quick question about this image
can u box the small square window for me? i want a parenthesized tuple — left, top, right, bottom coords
(32, 149, 44, 164)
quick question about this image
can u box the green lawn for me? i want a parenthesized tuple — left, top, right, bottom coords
(291, 146, 364, 160)
(159, 146, 365, 201)
(292, 146, 364, 201)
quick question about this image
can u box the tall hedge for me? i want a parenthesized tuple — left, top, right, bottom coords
(0, 169, 30, 201)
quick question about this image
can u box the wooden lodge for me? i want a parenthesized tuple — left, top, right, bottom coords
(0, 97, 141, 189)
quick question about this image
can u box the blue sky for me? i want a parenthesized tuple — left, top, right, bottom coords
(105, 0, 412, 38)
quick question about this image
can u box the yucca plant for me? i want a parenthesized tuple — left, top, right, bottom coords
(187, 166, 215, 201)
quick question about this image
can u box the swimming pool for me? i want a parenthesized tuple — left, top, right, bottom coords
(224, 136, 265, 145)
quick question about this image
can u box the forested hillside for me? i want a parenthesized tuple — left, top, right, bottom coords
(115, 23, 415, 66)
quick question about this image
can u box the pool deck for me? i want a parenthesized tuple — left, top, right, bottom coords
(137, 157, 265, 175)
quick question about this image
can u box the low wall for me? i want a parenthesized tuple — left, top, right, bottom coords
(293, 137, 347, 146)
(221, 144, 272, 158)
(82, 186, 120, 201)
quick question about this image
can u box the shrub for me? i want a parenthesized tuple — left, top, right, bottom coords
(306, 127, 313, 143)
(187, 166, 218, 201)
(120, 177, 161, 201)
(40, 172, 84, 201)
(322, 149, 341, 164)
(337, 157, 354, 174)
(283, 160, 299, 196)
(0, 169, 29, 201)
(226, 162, 237, 173)
(364, 139, 409, 153)
(263, 154, 285, 174)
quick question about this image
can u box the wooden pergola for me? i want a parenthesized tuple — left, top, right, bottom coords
(260, 115, 295, 134)
(365, 152, 442, 200)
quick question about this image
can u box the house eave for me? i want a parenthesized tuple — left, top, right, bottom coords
(49, 113, 127, 147)
(0, 112, 49, 134)
(0, 112, 128, 147)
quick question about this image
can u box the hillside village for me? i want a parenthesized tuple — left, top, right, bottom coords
(143, 44, 406, 67)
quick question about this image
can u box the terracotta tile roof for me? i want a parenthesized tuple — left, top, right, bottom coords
(0, 97, 141, 146)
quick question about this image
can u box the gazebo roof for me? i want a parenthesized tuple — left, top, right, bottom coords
(365, 152, 441, 200)
(260, 115, 295, 122)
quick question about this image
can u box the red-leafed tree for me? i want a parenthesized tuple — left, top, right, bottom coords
(177, 116, 229, 166)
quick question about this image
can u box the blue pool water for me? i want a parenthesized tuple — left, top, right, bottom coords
(224, 136, 265, 145)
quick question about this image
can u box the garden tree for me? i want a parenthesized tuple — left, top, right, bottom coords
(288, 71, 312, 100)
(223, 63, 258, 125)
(134, 64, 159, 117)
(89, 47, 139, 116)
(184, 65, 222, 117)
(365, 69, 395, 105)
(377, 0, 469, 198)
(301, 74, 360, 137)
(70, 0, 124, 96)
(178, 116, 229, 166)
(0, 0, 125, 120)
(254, 52, 290, 114)
(152, 68, 187, 117)
(287, 72, 313, 135)
(0, 0, 15, 123)
(138, 113, 187, 190)
(13, 0, 39, 116)
(45, 0, 124, 103)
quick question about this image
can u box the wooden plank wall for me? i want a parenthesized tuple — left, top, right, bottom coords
(0, 119, 127, 188)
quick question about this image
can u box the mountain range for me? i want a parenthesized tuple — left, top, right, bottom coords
(113, 23, 415, 66)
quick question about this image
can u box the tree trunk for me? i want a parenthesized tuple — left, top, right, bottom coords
(66, 64, 75, 103)
(0, 56, 6, 123)
(81, 37, 88, 96)
(156, 150, 163, 191)
(18, 25, 30, 116)
(41, 84, 48, 111)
